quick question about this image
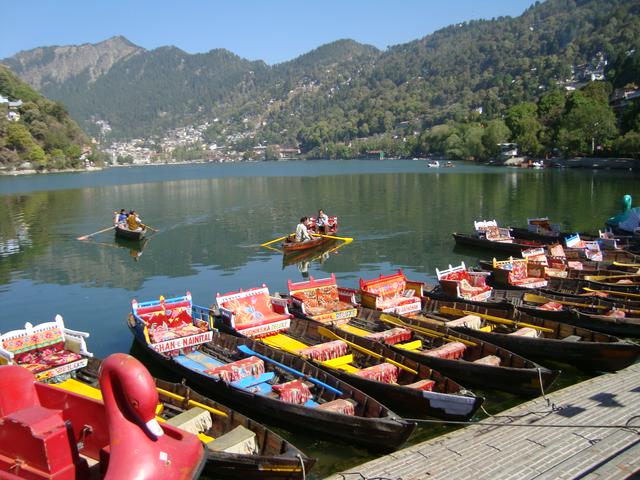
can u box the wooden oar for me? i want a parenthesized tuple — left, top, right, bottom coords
(311, 233, 354, 243)
(613, 261, 640, 268)
(237, 344, 343, 395)
(379, 314, 477, 347)
(261, 235, 291, 247)
(582, 288, 640, 300)
(145, 225, 159, 232)
(77, 225, 115, 241)
(523, 292, 608, 311)
(439, 306, 554, 333)
(584, 273, 640, 281)
(316, 326, 418, 375)
(156, 387, 228, 417)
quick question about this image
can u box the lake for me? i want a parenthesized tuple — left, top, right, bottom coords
(0, 160, 637, 477)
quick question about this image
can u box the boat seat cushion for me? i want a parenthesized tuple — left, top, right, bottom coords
(405, 379, 436, 391)
(446, 315, 482, 330)
(290, 279, 356, 320)
(1, 325, 83, 374)
(473, 355, 501, 366)
(423, 342, 466, 360)
(354, 363, 399, 384)
(316, 399, 355, 415)
(537, 301, 564, 311)
(297, 340, 347, 362)
(137, 301, 193, 330)
(509, 327, 538, 337)
(364, 327, 412, 345)
(219, 288, 290, 334)
(149, 323, 207, 343)
(271, 379, 312, 404)
(204, 356, 265, 383)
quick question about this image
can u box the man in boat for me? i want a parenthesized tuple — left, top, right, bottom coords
(126, 210, 146, 232)
(316, 209, 329, 234)
(114, 209, 127, 226)
(295, 217, 312, 242)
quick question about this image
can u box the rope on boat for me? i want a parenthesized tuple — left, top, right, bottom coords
(297, 453, 306, 480)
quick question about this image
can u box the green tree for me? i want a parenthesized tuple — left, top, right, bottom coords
(482, 119, 510, 159)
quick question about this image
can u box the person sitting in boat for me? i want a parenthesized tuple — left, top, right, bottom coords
(316, 209, 329, 234)
(126, 210, 145, 232)
(114, 209, 127, 226)
(295, 217, 312, 243)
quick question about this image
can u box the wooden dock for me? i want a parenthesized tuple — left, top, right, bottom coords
(327, 363, 640, 479)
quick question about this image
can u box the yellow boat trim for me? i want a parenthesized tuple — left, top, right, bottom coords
(394, 340, 422, 351)
(156, 388, 227, 418)
(339, 324, 372, 337)
(479, 325, 494, 332)
(321, 354, 355, 367)
(261, 333, 308, 353)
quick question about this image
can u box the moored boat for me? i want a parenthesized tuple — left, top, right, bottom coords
(214, 281, 483, 421)
(421, 297, 640, 372)
(128, 293, 415, 452)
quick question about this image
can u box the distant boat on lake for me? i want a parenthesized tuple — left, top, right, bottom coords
(427, 160, 440, 168)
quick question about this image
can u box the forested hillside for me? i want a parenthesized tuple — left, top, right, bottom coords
(0, 65, 92, 170)
(3, 0, 640, 159)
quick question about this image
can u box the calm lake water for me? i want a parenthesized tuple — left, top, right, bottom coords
(0, 160, 637, 477)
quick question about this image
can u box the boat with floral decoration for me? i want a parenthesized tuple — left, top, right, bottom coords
(128, 292, 415, 452)
(214, 278, 483, 421)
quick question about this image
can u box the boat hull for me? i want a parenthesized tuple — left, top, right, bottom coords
(452, 233, 542, 255)
(115, 225, 147, 241)
(129, 326, 415, 452)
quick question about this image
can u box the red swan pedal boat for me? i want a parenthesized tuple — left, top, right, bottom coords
(0, 353, 206, 479)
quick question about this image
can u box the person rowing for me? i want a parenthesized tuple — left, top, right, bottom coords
(113, 209, 127, 226)
(126, 210, 146, 232)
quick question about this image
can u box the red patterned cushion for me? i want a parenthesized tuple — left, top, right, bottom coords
(205, 356, 265, 383)
(423, 342, 466, 360)
(365, 328, 412, 345)
(316, 399, 355, 415)
(298, 340, 347, 362)
(221, 293, 276, 328)
(355, 363, 399, 383)
(537, 302, 563, 311)
(272, 379, 312, 404)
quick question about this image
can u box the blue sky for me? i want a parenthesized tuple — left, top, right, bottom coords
(2, 1, 539, 64)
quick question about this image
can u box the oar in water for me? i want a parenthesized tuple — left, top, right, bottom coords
(438, 306, 554, 333)
(261, 235, 291, 247)
(237, 344, 343, 395)
(156, 387, 228, 417)
(379, 314, 477, 347)
(145, 225, 159, 232)
(77, 225, 115, 241)
(311, 233, 353, 243)
(316, 326, 418, 375)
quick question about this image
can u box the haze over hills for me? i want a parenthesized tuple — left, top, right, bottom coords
(2, 0, 639, 160)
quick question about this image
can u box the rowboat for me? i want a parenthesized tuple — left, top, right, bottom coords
(421, 297, 640, 371)
(115, 223, 147, 241)
(337, 307, 560, 397)
(128, 293, 415, 452)
(214, 283, 483, 421)
(282, 234, 332, 252)
(0, 353, 206, 480)
(452, 232, 544, 255)
(72, 358, 316, 480)
(546, 276, 640, 294)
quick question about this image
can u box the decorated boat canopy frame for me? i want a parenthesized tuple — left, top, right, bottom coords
(527, 217, 560, 234)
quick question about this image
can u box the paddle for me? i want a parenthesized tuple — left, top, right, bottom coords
(261, 235, 291, 247)
(77, 225, 115, 241)
(438, 306, 554, 333)
(237, 344, 343, 395)
(378, 314, 477, 347)
(311, 233, 353, 243)
(155, 387, 228, 417)
(523, 292, 640, 315)
(613, 261, 640, 268)
(145, 225, 159, 232)
(316, 326, 418, 375)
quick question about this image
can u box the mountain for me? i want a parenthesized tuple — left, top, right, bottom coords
(4, 36, 142, 90)
(2, 0, 639, 157)
(0, 65, 90, 170)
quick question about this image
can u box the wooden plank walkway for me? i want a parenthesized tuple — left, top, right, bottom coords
(327, 363, 640, 480)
